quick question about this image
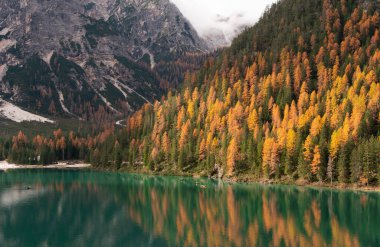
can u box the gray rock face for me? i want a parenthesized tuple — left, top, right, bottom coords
(0, 0, 208, 117)
(202, 28, 230, 49)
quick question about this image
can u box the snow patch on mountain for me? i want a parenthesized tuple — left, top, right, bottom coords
(0, 98, 54, 123)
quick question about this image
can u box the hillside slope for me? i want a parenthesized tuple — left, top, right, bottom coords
(92, 0, 379, 185)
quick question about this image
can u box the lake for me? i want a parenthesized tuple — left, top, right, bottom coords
(0, 169, 379, 247)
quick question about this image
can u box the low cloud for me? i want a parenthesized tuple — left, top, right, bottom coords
(215, 14, 231, 23)
(170, 0, 277, 39)
(235, 13, 245, 18)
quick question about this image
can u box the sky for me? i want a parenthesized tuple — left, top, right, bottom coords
(170, 0, 278, 39)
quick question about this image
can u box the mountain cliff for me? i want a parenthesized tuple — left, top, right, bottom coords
(0, 0, 208, 118)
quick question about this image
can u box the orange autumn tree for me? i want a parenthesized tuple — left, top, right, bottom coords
(311, 145, 322, 181)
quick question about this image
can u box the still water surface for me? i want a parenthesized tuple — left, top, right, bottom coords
(0, 169, 379, 247)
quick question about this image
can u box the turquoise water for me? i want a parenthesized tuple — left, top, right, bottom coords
(0, 169, 379, 247)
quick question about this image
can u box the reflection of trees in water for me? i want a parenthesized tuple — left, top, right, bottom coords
(0, 171, 169, 247)
(0, 171, 379, 247)
(124, 180, 380, 247)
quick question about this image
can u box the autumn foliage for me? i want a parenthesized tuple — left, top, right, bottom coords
(94, 0, 380, 185)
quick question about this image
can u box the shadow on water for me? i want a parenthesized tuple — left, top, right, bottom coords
(0, 169, 379, 247)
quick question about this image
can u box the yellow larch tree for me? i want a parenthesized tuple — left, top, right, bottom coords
(351, 94, 366, 139)
(272, 104, 281, 129)
(270, 142, 280, 175)
(187, 100, 195, 119)
(242, 81, 250, 106)
(228, 102, 244, 141)
(192, 87, 200, 102)
(303, 135, 314, 165)
(247, 109, 259, 132)
(329, 130, 341, 159)
(341, 114, 351, 144)
(276, 127, 287, 150)
(294, 64, 302, 95)
(262, 137, 275, 177)
(297, 82, 309, 114)
(289, 101, 298, 128)
(161, 132, 170, 157)
(176, 106, 186, 130)
(311, 145, 321, 177)
(310, 115, 323, 137)
(199, 138, 206, 161)
(286, 129, 297, 155)
(179, 120, 191, 151)
(227, 138, 238, 176)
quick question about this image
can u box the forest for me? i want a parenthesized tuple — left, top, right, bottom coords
(1, 0, 379, 186)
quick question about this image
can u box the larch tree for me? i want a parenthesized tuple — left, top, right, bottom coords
(227, 138, 238, 176)
(262, 138, 275, 178)
(311, 145, 322, 181)
(285, 129, 297, 175)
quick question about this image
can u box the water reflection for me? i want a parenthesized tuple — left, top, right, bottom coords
(0, 186, 47, 208)
(0, 170, 378, 247)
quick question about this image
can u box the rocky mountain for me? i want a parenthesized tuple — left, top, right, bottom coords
(0, 0, 209, 119)
(201, 28, 230, 49)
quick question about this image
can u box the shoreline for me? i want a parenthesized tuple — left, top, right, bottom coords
(1, 160, 378, 193)
(0, 160, 91, 171)
(94, 165, 380, 193)
(225, 175, 380, 193)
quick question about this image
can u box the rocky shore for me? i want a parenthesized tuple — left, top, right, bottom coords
(0, 161, 91, 172)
